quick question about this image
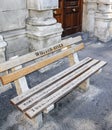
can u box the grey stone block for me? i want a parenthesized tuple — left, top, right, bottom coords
(6, 48, 29, 59)
(6, 36, 29, 53)
(2, 30, 30, 54)
(0, 9, 28, 32)
(14, 48, 29, 56)
(0, 0, 26, 11)
(28, 33, 62, 51)
(6, 52, 15, 59)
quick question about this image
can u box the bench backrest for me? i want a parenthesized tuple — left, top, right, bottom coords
(0, 36, 84, 85)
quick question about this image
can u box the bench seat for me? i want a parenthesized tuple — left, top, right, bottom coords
(11, 57, 106, 119)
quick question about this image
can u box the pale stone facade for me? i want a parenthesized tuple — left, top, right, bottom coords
(0, 0, 28, 32)
(0, 0, 63, 61)
(83, 0, 112, 42)
(0, 0, 29, 59)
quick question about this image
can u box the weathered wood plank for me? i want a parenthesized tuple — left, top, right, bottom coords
(17, 59, 99, 111)
(0, 43, 84, 85)
(10, 57, 92, 105)
(0, 36, 83, 72)
(25, 61, 107, 118)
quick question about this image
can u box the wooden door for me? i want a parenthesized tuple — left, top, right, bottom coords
(53, 0, 83, 37)
(53, 0, 64, 25)
(63, 0, 83, 36)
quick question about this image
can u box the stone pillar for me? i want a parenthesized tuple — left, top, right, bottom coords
(0, 35, 7, 87)
(95, 1, 112, 42)
(26, 0, 63, 51)
(82, 0, 88, 32)
(83, 0, 112, 42)
(86, 0, 97, 37)
(0, 35, 7, 63)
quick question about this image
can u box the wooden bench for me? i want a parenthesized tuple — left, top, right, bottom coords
(0, 36, 107, 128)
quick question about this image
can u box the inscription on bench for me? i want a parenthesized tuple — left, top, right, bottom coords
(35, 44, 64, 56)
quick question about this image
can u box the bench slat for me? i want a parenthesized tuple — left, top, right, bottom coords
(25, 61, 107, 118)
(0, 43, 84, 85)
(10, 57, 92, 105)
(0, 36, 82, 72)
(17, 59, 99, 111)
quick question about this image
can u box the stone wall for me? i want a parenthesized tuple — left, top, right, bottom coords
(83, 0, 112, 42)
(0, 0, 62, 60)
(0, 0, 28, 32)
(0, 0, 29, 59)
(1, 0, 111, 61)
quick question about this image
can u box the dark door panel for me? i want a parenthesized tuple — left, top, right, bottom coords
(54, 0, 83, 36)
(53, 0, 64, 25)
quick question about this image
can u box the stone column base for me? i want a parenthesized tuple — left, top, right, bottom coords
(27, 23, 63, 50)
